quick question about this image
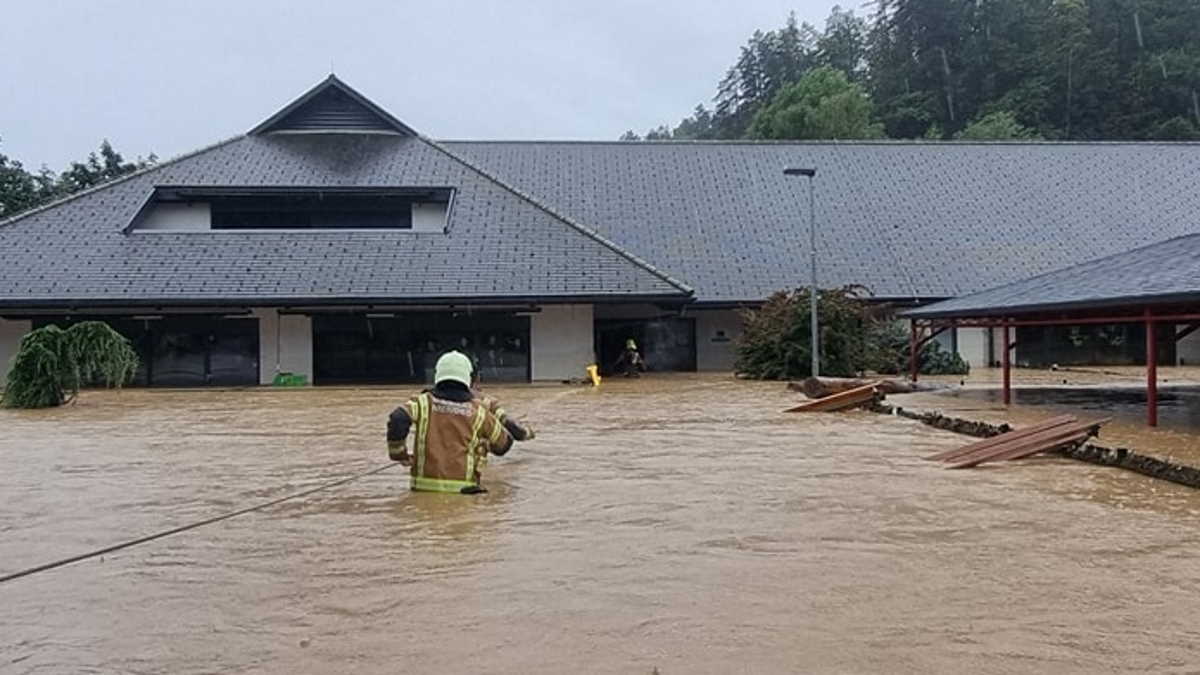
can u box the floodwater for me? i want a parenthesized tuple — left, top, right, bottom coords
(3, 375, 1200, 673)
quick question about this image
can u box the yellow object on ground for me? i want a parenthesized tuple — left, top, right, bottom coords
(587, 364, 601, 387)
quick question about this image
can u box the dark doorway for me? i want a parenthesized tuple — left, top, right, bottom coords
(312, 313, 531, 385)
(33, 316, 260, 387)
(595, 318, 696, 375)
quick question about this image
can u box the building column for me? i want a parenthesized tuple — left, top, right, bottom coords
(1001, 323, 1011, 406)
(1147, 313, 1158, 427)
(695, 309, 743, 371)
(955, 327, 989, 370)
(0, 318, 32, 387)
(530, 304, 593, 381)
(253, 308, 313, 385)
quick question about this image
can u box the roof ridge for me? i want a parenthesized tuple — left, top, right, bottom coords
(441, 139, 1200, 147)
(418, 135, 695, 296)
(0, 135, 245, 230)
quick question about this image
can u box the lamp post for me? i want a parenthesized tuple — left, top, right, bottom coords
(784, 167, 819, 377)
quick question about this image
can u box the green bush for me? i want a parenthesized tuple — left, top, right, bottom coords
(2, 321, 138, 409)
(735, 288, 969, 380)
(868, 319, 971, 376)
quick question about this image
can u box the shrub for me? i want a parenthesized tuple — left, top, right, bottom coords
(2, 321, 138, 409)
(735, 288, 969, 379)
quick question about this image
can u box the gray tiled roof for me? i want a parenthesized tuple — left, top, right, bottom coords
(905, 233, 1200, 318)
(0, 134, 689, 307)
(447, 141, 1200, 303)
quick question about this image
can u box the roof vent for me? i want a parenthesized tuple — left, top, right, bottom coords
(249, 75, 417, 136)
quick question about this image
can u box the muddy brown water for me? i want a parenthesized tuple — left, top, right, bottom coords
(3, 375, 1200, 673)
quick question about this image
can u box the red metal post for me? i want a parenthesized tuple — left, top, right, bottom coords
(910, 320, 919, 383)
(1001, 323, 1011, 406)
(1147, 312, 1158, 427)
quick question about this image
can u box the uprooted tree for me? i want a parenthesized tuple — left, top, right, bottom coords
(735, 287, 969, 380)
(1, 321, 139, 409)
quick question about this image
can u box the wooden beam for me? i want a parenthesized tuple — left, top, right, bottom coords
(1176, 322, 1200, 342)
(924, 415, 1076, 461)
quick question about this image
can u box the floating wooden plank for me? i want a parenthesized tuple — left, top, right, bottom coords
(784, 382, 881, 413)
(923, 415, 1077, 462)
(945, 420, 1104, 468)
(946, 418, 1111, 469)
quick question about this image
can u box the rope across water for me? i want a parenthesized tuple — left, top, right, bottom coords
(0, 463, 402, 585)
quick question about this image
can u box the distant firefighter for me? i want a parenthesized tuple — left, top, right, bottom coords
(613, 338, 646, 377)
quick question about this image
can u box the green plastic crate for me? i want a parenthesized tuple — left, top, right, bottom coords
(272, 372, 308, 387)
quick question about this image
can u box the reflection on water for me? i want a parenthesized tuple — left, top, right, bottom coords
(2, 376, 1200, 673)
(950, 385, 1200, 431)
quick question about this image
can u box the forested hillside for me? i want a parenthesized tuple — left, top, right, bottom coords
(623, 0, 1200, 141)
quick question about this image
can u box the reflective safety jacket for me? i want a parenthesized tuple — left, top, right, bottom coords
(388, 385, 513, 494)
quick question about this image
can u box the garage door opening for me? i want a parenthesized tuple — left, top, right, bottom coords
(595, 318, 696, 375)
(33, 315, 260, 387)
(313, 313, 530, 385)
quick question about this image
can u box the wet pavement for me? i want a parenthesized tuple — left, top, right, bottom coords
(3, 375, 1200, 673)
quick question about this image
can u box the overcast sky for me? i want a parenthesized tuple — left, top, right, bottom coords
(0, 0, 840, 169)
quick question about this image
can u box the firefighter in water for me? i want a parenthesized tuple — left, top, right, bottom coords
(387, 351, 513, 494)
(612, 338, 647, 377)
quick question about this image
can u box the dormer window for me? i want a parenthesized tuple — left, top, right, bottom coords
(210, 193, 413, 230)
(126, 187, 454, 233)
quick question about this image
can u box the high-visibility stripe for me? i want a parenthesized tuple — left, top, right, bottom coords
(411, 476, 477, 493)
(465, 405, 486, 483)
(414, 394, 430, 478)
(488, 417, 504, 444)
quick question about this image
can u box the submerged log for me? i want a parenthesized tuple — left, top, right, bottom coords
(788, 376, 920, 399)
(784, 382, 883, 413)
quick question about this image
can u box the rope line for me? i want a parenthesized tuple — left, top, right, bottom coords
(0, 462, 401, 585)
(2, 387, 572, 586)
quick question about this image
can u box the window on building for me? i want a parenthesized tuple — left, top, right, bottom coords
(127, 187, 453, 232)
(209, 193, 413, 230)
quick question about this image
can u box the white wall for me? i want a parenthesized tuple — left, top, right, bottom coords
(530, 304, 593, 381)
(136, 202, 211, 231)
(0, 319, 31, 387)
(411, 202, 448, 232)
(253, 308, 313, 385)
(957, 327, 990, 369)
(695, 309, 742, 371)
(1178, 324, 1200, 365)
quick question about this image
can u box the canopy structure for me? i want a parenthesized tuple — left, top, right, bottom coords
(904, 234, 1200, 426)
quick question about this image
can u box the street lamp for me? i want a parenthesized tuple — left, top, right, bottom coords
(783, 167, 819, 377)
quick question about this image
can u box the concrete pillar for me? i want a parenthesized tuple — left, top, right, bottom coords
(0, 319, 32, 387)
(695, 309, 743, 371)
(956, 327, 989, 369)
(530, 304, 593, 381)
(253, 308, 313, 385)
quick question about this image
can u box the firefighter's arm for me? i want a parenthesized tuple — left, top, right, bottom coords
(502, 416, 536, 441)
(387, 401, 417, 464)
(492, 403, 536, 441)
(484, 410, 515, 457)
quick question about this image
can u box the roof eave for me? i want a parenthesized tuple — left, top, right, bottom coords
(904, 291, 1200, 320)
(0, 291, 694, 312)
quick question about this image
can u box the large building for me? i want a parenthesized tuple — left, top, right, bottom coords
(2, 76, 1199, 386)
